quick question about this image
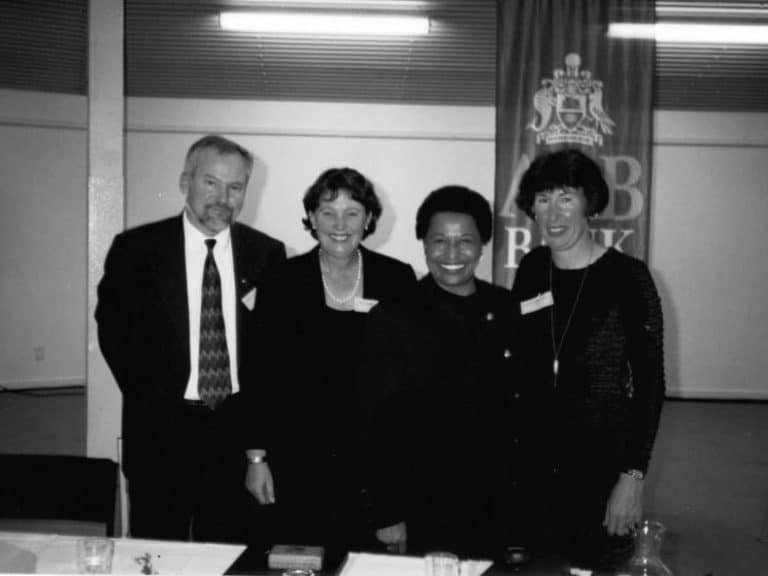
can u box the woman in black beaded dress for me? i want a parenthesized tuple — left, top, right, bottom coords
(512, 149, 666, 571)
(360, 186, 522, 558)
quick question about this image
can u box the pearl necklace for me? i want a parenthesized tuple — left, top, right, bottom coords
(320, 249, 362, 305)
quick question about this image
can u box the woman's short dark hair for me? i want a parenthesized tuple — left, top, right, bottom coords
(302, 167, 382, 239)
(415, 185, 493, 245)
(516, 148, 609, 219)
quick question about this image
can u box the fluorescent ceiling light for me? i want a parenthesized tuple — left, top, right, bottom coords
(237, 0, 427, 6)
(656, 6, 768, 17)
(220, 11, 430, 35)
(607, 23, 768, 44)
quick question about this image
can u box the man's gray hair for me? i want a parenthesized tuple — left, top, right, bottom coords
(182, 135, 254, 181)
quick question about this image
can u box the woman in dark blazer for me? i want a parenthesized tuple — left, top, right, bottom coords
(244, 167, 416, 560)
(359, 186, 524, 559)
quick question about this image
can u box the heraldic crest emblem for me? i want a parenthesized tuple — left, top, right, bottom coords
(529, 53, 615, 147)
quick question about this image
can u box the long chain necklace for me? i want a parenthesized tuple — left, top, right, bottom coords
(320, 249, 362, 305)
(549, 245, 593, 382)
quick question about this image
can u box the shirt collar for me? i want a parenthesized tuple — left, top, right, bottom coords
(182, 210, 231, 252)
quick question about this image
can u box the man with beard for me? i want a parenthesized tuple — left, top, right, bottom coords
(96, 135, 285, 543)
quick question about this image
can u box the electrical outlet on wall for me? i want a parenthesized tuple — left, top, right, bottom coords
(33, 346, 45, 362)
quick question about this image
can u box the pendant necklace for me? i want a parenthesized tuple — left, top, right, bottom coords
(320, 249, 362, 306)
(549, 245, 593, 383)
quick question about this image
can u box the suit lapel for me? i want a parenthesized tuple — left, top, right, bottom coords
(302, 246, 328, 311)
(231, 223, 248, 300)
(231, 224, 250, 368)
(156, 216, 189, 360)
(360, 246, 385, 301)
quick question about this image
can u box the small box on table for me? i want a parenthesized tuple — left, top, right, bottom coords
(268, 545, 324, 571)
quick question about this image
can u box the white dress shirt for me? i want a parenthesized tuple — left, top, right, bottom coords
(182, 212, 240, 398)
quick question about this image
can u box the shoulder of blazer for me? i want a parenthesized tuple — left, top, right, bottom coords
(512, 244, 549, 295)
(263, 247, 322, 299)
(520, 245, 550, 269)
(231, 222, 285, 255)
(116, 215, 181, 245)
(230, 223, 286, 283)
(106, 216, 183, 269)
(475, 277, 512, 301)
(284, 247, 321, 277)
(360, 245, 417, 298)
(360, 246, 416, 280)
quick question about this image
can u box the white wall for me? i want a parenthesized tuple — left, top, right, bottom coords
(1, 89, 767, 460)
(125, 98, 496, 275)
(0, 90, 87, 390)
(651, 111, 768, 399)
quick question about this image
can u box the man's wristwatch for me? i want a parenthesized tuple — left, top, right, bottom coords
(623, 469, 645, 480)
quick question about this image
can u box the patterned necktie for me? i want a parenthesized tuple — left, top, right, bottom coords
(198, 238, 232, 409)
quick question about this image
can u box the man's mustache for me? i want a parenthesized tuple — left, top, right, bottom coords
(206, 203, 234, 215)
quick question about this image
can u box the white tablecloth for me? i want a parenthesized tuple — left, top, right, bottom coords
(0, 531, 245, 574)
(339, 552, 492, 576)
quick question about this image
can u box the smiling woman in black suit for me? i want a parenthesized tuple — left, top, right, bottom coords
(243, 167, 416, 559)
(357, 186, 524, 559)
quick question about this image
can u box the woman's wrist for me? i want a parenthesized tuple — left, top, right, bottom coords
(245, 449, 267, 464)
(621, 468, 645, 481)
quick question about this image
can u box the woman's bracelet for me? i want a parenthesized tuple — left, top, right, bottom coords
(245, 451, 267, 464)
(623, 469, 645, 480)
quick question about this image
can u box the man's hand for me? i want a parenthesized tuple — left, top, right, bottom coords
(604, 473, 643, 536)
(376, 522, 407, 554)
(245, 461, 275, 504)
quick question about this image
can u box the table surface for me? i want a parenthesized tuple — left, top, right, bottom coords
(0, 532, 610, 575)
(0, 531, 245, 574)
(226, 547, 608, 576)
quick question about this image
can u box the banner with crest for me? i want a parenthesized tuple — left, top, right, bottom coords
(493, 0, 655, 288)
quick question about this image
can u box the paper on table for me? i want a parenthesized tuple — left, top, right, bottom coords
(0, 532, 79, 574)
(0, 540, 37, 573)
(339, 552, 493, 576)
(0, 532, 57, 572)
(0, 532, 245, 575)
(111, 538, 246, 574)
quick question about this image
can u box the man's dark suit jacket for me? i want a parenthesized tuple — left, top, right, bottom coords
(95, 214, 285, 478)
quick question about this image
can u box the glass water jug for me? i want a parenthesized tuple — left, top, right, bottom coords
(616, 520, 673, 576)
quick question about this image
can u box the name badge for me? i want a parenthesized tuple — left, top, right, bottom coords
(241, 288, 257, 311)
(353, 297, 379, 313)
(520, 291, 553, 315)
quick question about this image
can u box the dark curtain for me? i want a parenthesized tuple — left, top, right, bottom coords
(493, 0, 655, 288)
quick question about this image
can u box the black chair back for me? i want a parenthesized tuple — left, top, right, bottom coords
(0, 454, 118, 536)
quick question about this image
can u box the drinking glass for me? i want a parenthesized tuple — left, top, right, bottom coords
(425, 551, 460, 576)
(76, 537, 114, 574)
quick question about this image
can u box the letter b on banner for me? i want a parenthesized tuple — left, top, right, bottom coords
(601, 155, 644, 221)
